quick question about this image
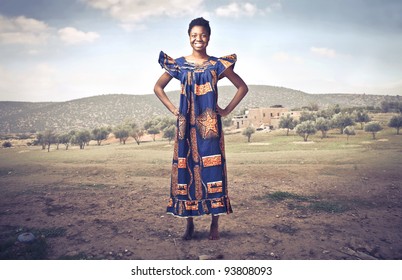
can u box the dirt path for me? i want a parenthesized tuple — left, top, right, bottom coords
(1, 150, 401, 260)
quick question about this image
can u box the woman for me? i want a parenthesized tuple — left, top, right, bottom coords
(154, 17, 248, 240)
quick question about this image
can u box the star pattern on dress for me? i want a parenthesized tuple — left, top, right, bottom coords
(197, 108, 219, 139)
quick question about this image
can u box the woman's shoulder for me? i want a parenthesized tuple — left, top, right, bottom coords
(159, 51, 184, 62)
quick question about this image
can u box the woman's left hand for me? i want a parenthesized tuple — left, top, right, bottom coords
(216, 105, 229, 117)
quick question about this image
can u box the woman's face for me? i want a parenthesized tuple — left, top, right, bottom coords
(189, 25, 210, 52)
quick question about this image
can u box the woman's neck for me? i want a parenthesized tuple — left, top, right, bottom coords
(186, 51, 209, 64)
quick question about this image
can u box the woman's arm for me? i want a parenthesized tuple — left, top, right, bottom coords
(216, 67, 248, 117)
(154, 72, 179, 116)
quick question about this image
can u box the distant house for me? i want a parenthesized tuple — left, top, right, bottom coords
(232, 106, 301, 130)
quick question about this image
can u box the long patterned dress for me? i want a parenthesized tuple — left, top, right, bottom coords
(158, 51, 236, 217)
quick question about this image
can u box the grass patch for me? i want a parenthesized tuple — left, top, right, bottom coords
(268, 191, 311, 201)
(308, 201, 350, 213)
(266, 191, 349, 214)
(0, 226, 66, 260)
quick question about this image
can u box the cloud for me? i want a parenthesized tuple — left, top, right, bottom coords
(272, 51, 303, 64)
(216, 2, 257, 17)
(58, 27, 100, 45)
(0, 15, 51, 45)
(82, 0, 205, 30)
(215, 1, 281, 18)
(0, 63, 58, 101)
(310, 47, 337, 58)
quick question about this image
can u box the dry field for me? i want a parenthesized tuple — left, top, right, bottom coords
(1, 123, 402, 260)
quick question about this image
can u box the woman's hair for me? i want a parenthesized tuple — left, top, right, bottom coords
(188, 17, 211, 36)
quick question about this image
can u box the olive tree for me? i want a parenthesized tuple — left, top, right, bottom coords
(144, 118, 161, 141)
(343, 126, 356, 142)
(163, 125, 176, 144)
(315, 117, 331, 139)
(364, 121, 382, 140)
(130, 123, 144, 145)
(332, 112, 354, 134)
(58, 133, 72, 150)
(295, 120, 317, 142)
(242, 126, 255, 142)
(92, 127, 109, 146)
(43, 130, 56, 152)
(279, 114, 298, 136)
(113, 125, 130, 144)
(355, 110, 371, 129)
(388, 115, 402, 135)
(75, 130, 91, 149)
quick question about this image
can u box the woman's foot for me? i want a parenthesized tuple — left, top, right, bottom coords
(209, 215, 220, 240)
(183, 218, 194, 240)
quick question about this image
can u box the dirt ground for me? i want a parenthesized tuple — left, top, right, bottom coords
(1, 134, 402, 260)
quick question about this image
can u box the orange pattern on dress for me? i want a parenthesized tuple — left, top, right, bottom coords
(178, 157, 186, 168)
(176, 184, 188, 195)
(173, 130, 178, 161)
(190, 93, 196, 125)
(202, 154, 222, 167)
(211, 198, 225, 208)
(194, 82, 212, 96)
(207, 181, 223, 194)
(190, 127, 199, 163)
(197, 108, 219, 139)
(167, 198, 173, 207)
(194, 165, 203, 200)
(187, 72, 192, 86)
(185, 201, 199, 211)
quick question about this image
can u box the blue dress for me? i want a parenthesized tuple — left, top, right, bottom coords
(158, 51, 236, 217)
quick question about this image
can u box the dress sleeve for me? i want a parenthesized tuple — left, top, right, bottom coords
(217, 54, 237, 77)
(158, 51, 181, 80)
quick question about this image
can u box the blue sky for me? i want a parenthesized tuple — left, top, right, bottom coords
(0, 0, 401, 101)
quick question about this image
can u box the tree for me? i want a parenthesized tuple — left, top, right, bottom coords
(355, 110, 371, 129)
(43, 130, 56, 152)
(343, 126, 356, 142)
(222, 114, 233, 127)
(364, 121, 382, 140)
(299, 110, 316, 122)
(58, 133, 72, 150)
(35, 133, 46, 150)
(113, 126, 130, 144)
(332, 112, 355, 134)
(315, 117, 331, 138)
(279, 114, 298, 136)
(295, 120, 317, 142)
(144, 118, 161, 141)
(388, 115, 402, 135)
(75, 130, 91, 149)
(242, 126, 255, 142)
(92, 127, 109, 146)
(158, 116, 176, 130)
(163, 125, 176, 144)
(129, 123, 144, 145)
(381, 101, 402, 113)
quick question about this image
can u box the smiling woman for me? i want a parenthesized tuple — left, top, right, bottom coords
(154, 17, 248, 241)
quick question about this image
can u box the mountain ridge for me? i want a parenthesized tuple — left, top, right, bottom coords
(1, 85, 399, 133)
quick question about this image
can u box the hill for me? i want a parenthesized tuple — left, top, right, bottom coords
(0, 85, 400, 133)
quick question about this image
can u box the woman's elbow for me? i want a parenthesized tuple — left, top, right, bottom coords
(242, 84, 249, 96)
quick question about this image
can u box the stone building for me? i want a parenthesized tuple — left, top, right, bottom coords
(232, 107, 300, 130)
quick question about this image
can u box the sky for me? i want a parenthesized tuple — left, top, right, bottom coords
(0, 0, 401, 102)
